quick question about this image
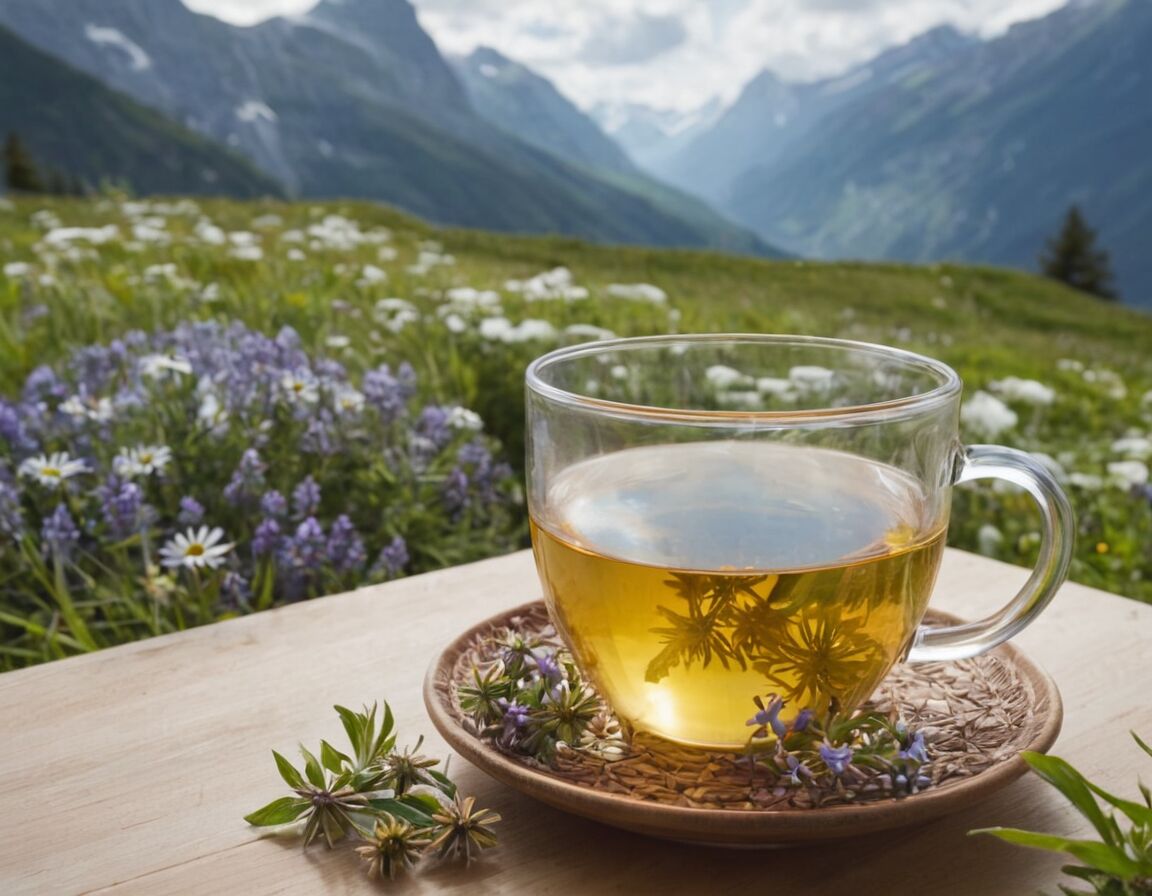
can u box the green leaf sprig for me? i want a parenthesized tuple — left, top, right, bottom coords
(971, 732, 1152, 895)
(245, 701, 500, 881)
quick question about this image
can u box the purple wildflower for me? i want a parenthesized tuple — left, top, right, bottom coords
(793, 709, 814, 732)
(416, 405, 452, 449)
(41, 503, 80, 560)
(279, 516, 326, 572)
(530, 650, 563, 686)
(362, 363, 409, 422)
(371, 535, 409, 580)
(23, 365, 66, 402)
(251, 518, 282, 558)
(223, 449, 266, 506)
(898, 730, 928, 765)
(291, 476, 321, 518)
(774, 752, 813, 793)
(326, 514, 367, 573)
(0, 400, 37, 453)
(259, 490, 287, 519)
(497, 698, 531, 744)
(177, 496, 205, 526)
(819, 741, 854, 777)
(103, 481, 143, 538)
(441, 467, 469, 516)
(0, 479, 24, 537)
(747, 695, 787, 739)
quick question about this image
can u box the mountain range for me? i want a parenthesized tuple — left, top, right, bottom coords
(635, 0, 1152, 306)
(0, 0, 772, 256)
(0, 0, 1147, 306)
(0, 25, 281, 198)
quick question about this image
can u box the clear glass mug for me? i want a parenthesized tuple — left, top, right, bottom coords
(525, 334, 1074, 749)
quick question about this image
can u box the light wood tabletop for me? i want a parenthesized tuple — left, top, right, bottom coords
(1, 548, 1149, 895)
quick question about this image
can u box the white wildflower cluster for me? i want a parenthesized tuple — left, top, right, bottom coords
(988, 376, 1055, 406)
(961, 391, 1018, 437)
(505, 267, 587, 302)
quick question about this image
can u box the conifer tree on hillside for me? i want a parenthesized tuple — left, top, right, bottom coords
(3, 133, 45, 193)
(1039, 205, 1118, 301)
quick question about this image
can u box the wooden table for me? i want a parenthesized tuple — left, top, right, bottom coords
(2, 548, 1149, 895)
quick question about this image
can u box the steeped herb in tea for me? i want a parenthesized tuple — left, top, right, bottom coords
(532, 442, 947, 748)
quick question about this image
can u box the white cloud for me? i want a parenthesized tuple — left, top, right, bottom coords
(183, 0, 1069, 110)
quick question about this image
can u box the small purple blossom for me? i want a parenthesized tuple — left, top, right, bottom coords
(0, 479, 24, 537)
(177, 496, 204, 526)
(251, 517, 282, 557)
(793, 709, 814, 732)
(279, 516, 326, 572)
(898, 730, 928, 765)
(259, 490, 287, 519)
(40, 503, 80, 560)
(326, 515, 367, 573)
(819, 741, 854, 777)
(441, 467, 469, 516)
(497, 698, 530, 743)
(103, 481, 143, 538)
(372, 535, 409, 580)
(223, 449, 266, 506)
(362, 363, 410, 422)
(291, 476, 322, 518)
(747, 694, 787, 739)
(775, 752, 813, 792)
(530, 650, 563, 686)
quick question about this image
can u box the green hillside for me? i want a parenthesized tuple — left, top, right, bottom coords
(1, 196, 1149, 668)
(0, 25, 281, 197)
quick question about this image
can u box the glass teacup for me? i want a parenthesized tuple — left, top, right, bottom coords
(526, 334, 1073, 749)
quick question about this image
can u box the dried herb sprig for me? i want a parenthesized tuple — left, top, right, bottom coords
(459, 629, 615, 764)
(971, 733, 1152, 895)
(245, 701, 500, 881)
(463, 626, 931, 804)
(744, 694, 931, 803)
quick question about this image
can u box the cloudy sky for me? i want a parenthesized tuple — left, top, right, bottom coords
(182, 0, 1069, 112)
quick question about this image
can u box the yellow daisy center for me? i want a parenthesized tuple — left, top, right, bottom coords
(186, 543, 205, 557)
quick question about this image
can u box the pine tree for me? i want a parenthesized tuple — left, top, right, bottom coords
(3, 133, 45, 193)
(1039, 205, 1118, 301)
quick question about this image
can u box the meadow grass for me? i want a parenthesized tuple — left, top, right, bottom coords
(1, 195, 1149, 666)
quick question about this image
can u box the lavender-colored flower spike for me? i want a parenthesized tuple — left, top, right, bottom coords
(41, 503, 80, 560)
(251, 518, 282, 558)
(326, 514, 366, 573)
(259, 490, 288, 519)
(441, 468, 469, 516)
(0, 480, 24, 537)
(280, 517, 326, 571)
(104, 481, 143, 538)
(291, 476, 322, 519)
(372, 535, 409, 580)
(177, 496, 205, 526)
(223, 449, 267, 506)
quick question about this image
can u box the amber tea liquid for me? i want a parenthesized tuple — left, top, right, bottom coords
(531, 442, 947, 748)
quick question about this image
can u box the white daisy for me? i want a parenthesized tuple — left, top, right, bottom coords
(334, 387, 365, 415)
(18, 452, 88, 487)
(139, 353, 193, 379)
(113, 445, 173, 478)
(158, 526, 234, 570)
(281, 369, 320, 404)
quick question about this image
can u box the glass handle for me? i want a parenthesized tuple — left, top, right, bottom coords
(906, 444, 1075, 663)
